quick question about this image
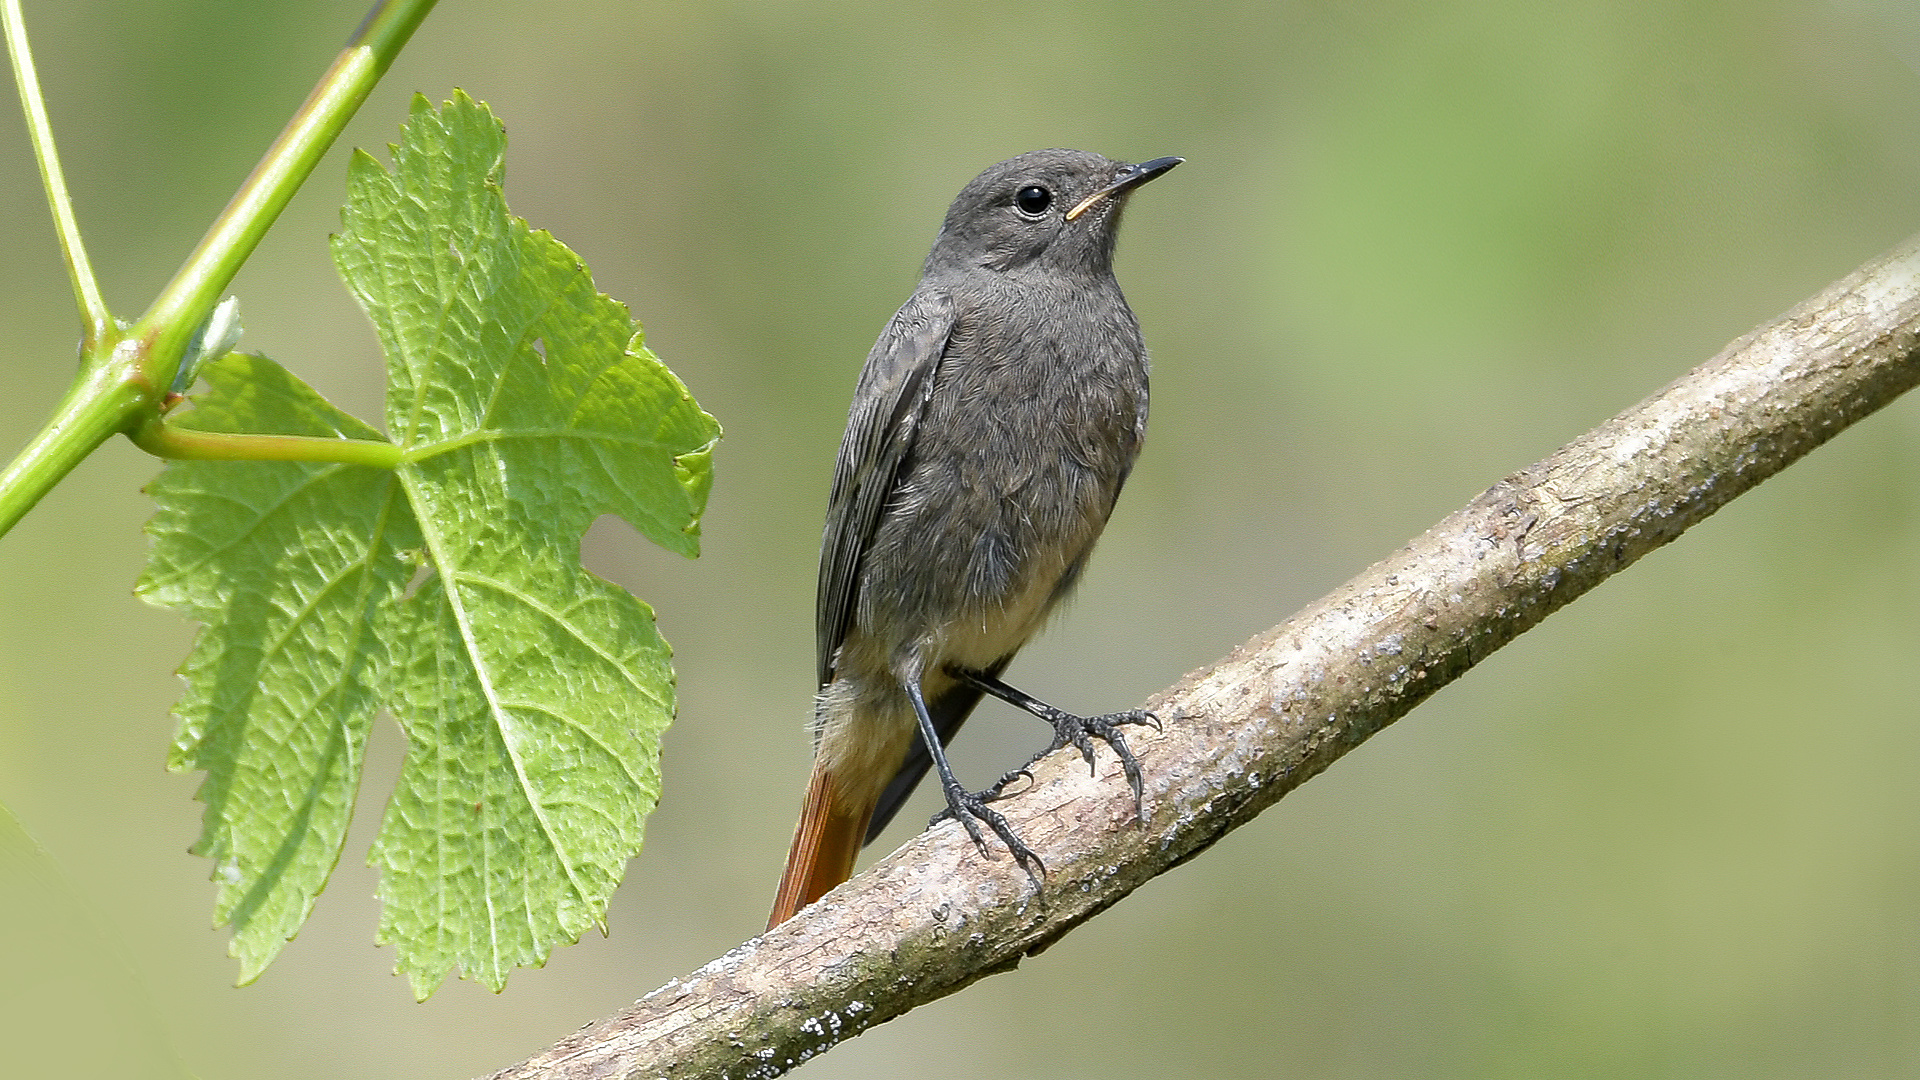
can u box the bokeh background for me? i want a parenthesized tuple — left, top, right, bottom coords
(2, 0, 1919, 1076)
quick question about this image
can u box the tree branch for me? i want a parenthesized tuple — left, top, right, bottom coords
(485, 234, 1920, 1080)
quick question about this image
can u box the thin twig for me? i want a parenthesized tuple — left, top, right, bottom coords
(3, 0, 109, 348)
(130, 0, 436, 400)
(0, 0, 434, 542)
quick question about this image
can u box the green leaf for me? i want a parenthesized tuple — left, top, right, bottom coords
(140, 352, 411, 987)
(138, 92, 720, 998)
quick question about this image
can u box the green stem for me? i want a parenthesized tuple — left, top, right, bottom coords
(132, 419, 402, 469)
(130, 0, 437, 401)
(0, 362, 144, 536)
(0, 0, 434, 543)
(2, 0, 109, 348)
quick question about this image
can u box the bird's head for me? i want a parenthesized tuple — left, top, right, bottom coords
(925, 149, 1181, 279)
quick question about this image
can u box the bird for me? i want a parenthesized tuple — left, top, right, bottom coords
(767, 148, 1181, 929)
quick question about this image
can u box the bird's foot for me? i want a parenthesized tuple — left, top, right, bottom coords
(1030, 705, 1157, 821)
(929, 781, 1046, 887)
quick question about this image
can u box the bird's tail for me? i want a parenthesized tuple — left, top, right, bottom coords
(768, 760, 875, 929)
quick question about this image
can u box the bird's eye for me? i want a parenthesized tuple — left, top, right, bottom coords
(1014, 185, 1052, 216)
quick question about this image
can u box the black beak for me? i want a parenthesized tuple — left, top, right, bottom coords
(1066, 156, 1183, 220)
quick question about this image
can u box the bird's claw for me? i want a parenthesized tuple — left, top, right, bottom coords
(929, 781, 1046, 887)
(1030, 707, 1154, 822)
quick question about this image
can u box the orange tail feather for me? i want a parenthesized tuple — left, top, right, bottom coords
(768, 762, 874, 929)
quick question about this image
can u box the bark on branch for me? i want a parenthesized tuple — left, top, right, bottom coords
(485, 235, 1920, 1080)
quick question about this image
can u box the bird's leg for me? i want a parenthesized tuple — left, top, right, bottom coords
(950, 668, 1157, 821)
(905, 675, 1046, 887)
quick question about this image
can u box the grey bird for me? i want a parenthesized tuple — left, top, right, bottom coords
(768, 149, 1180, 928)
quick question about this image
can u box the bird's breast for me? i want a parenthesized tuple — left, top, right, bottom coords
(850, 288, 1146, 662)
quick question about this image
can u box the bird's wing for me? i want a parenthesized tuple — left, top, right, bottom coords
(816, 288, 957, 688)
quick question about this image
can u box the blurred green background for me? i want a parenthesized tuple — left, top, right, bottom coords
(2, 0, 1919, 1076)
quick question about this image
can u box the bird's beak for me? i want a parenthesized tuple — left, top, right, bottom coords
(1065, 156, 1183, 221)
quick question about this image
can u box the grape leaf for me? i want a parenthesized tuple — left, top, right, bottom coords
(138, 92, 719, 998)
(140, 350, 413, 988)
